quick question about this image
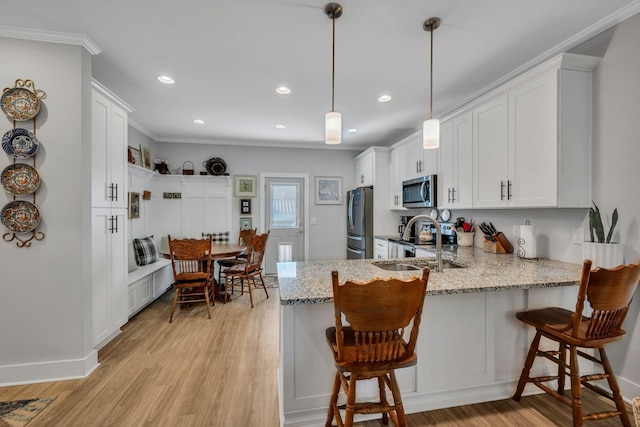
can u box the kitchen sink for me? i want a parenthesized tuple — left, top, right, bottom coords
(373, 260, 466, 272)
(373, 263, 422, 271)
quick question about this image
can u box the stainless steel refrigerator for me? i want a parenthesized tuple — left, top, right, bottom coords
(346, 187, 373, 259)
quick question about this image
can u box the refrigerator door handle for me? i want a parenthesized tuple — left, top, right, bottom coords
(348, 192, 355, 230)
(347, 247, 362, 255)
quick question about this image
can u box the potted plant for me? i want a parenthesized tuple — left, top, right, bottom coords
(582, 202, 623, 268)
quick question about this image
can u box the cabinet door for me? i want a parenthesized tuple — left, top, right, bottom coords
(508, 72, 558, 207)
(406, 137, 424, 179)
(438, 121, 454, 208)
(453, 112, 473, 208)
(92, 208, 127, 347)
(473, 95, 508, 208)
(389, 149, 405, 209)
(355, 154, 373, 187)
(91, 90, 128, 209)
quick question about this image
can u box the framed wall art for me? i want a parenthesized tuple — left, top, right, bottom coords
(128, 192, 140, 218)
(315, 176, 343, 205)
(128, 146, 142, 166)
(234, 175, 257, 197)
(140, 145, 152, 169)
(240, 217, 253, 231)
(240, 199, 251, 214)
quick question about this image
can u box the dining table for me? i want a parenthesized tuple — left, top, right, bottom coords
(161, 243, 247, 301)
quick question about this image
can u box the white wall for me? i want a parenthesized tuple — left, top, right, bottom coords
(590, 12, 640, 397)
(0, 38, 96, 383)
(150, 141, 360, 261)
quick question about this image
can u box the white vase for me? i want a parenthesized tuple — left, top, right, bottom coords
(582, 242, 624, 268)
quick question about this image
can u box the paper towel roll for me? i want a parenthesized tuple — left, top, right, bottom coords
(519, 225, 537, 259)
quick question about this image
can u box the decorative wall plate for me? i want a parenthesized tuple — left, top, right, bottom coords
(1, 87, 41, 121)
(2, 128, 40, 159)
(1, 200, 41, 233)
(1, 163, 40, 195)
(203, 157, 227, 175)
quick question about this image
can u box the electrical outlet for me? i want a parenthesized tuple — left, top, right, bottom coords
(512, 225, 519, 237)
(572, 228, 584, 245)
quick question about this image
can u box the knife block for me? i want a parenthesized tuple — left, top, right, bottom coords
(483, 233, 513, 254)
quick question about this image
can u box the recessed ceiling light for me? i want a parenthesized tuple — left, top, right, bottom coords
(378, 95, 392, 103)
(157, 75, 175, 84)
(275, 124, 286, 129)
(347, 128, 358, 133)
(193, 119, 205, 124)
(276, 87, 290, 95)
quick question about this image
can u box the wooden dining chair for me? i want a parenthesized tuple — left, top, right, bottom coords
(325, 268, 430, 427)
(223, 231, 269, 308)
(513, 259, 640, 426)
(167, 235, 214, 323)
(216, 228, 256, 285)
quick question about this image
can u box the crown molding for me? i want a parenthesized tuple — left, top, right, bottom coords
(0, 24, 101, 55)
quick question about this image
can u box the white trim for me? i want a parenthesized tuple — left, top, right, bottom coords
(0, 350, 99, 387)
(0, 24, 101, 55)
(91, 79, 134, 113)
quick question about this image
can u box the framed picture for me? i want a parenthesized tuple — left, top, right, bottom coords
(315, 176, 343, 205)
(234, 175, 257, 197)
(239, 217, 253, 231)
(128, 147, 142, 166)
(240, 199, 251, 214)
(140, 145, 152, 170)
(128, 192, 140, 218)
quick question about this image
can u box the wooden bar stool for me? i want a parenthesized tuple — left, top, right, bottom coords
(513, 259, 640, 426)
(325, 269, 430, 427)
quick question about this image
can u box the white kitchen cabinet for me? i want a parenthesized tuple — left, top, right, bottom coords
(128, 276, 152, 317)
(353, 147, 396, 237)
(374, 238, 389, 259)
(91, 81, 131, 209)
(473, 53, 597, 208)
(354, 150, 374, 187)
(439, 111, 473, 209)
(92, 208, 128, 348)
(388, 148, 403, 209)
(91, 81, 132, 349)
(472, 94, 509, 208)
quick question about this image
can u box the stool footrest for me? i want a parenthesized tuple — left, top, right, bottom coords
(337, 401, 396, 415)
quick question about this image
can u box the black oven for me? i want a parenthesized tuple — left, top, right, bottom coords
(402, 175, 437, 208)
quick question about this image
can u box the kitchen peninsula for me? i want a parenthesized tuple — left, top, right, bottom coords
(277, 248, 583, 426)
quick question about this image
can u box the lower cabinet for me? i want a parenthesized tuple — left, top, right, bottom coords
(128, 276, 152, 317)
(92, 207, 128, 348)
(374, 238, 389, 259)
(127, 261, 173, 318)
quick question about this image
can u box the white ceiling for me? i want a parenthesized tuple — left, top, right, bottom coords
(2, 0, 639, 150)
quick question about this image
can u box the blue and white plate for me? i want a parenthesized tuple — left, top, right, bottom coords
(2, 128, 40, 159)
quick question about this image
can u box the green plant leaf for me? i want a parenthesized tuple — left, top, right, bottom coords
(592, 202, 605, 243)
(589, 208, 595, 242)
(606, 208, 618, 243)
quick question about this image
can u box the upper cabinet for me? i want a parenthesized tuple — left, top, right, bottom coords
(439, 111, 472, 209)
(470, 53, 599, 208)
(91, 81, 133, 209)
(389, 133, 438, 210)
(355, 150, 375, 187)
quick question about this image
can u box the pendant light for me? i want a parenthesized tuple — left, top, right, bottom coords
(423, 17, 441, 149)
(325, 3, 342, 145)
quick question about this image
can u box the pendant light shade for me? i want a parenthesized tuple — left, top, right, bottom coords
(423, 17, 441, 149)
(325, 111, 342, 145)
(423, 118, 440, 149)
(325, 3, 342, 145)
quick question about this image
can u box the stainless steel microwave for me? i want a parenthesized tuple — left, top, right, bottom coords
(402, 175, 437, 208)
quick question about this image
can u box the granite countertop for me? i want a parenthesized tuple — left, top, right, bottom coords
(277, 247, 583, 305)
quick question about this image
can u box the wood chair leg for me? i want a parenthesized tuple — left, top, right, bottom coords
(204, 285, 212, 319)
(344, 373, 357, 427)
(569, 345, 584, 427)
(169, 288, 179, 323)
(326, 372, 341, 427)
(259, 273, 269, 298)
(388, 370, 407, 427)
(247, 276, 254, 308)
(599, 348, 632, 427)
(557, 342, 567, 395)
(377, 376, 389, 425)
(514, 330, 542, 400)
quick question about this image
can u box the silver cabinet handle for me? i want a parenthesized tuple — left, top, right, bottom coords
(451, 187, 456, 203)
(507, 180, 512, 200)
(500, 181, 505, 201)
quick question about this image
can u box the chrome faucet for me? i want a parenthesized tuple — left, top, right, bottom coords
(402, 215, 443, 272)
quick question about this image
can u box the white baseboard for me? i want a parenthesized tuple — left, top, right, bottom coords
(0, 350, 99, 386)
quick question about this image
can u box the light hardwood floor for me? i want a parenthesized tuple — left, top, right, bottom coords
(0, 286, 633, 426)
